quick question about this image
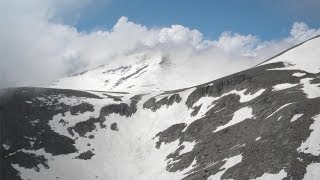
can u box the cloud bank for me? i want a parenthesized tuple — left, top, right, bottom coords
(0, 0, 320, 89)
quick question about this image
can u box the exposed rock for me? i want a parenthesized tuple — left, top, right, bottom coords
(59, 119, 68, 126)
(103, 94, 123, 101)
(69, 94, 143, 137)
(143, 94, 182, 111)
(190, 105, 201, 117)
(113, 65, 148, 87)
(70, 102, 94, 115)
(155, 123, 187, 149)
(5, 151, 49, 172)
(76, 150, 95, 160)
(110, 122, 119, 131)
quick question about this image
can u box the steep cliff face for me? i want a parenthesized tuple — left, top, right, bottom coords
(1, 36, 320, 180)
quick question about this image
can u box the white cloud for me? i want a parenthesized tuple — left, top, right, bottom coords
(290, 22, 320, 42)
(213, 32, 260, 56)
(0, 0, 319, 89)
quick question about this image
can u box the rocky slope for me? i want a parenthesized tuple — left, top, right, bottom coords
(1, 36, 320, 180)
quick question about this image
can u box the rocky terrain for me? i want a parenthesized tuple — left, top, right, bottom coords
(1, 36, 320, 180)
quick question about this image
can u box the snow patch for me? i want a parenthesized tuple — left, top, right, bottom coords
(214, 107, 253, 132)
(266, 103, 293, 119)
(254, 169, 287, 180)
(272, 83, 298, 91)
(179, 141, 195, 155)
(304, 163, 320, 180)
(292, 72, 306, 77)
(297, 115, 320, 156)
(207, 154, 243, 180)
(300, 78, 320, 99)
(241, 89, 265, 102)
(233, 89, 265, 103)
(192, 96, 216, 118)
(290, 114, 303, 122)
(2, 144, 10, 150)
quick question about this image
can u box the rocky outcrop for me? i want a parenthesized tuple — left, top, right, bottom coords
(76, 150, 95, 160)
(143, 94, 182, 111)
(68, 94, 143, 137)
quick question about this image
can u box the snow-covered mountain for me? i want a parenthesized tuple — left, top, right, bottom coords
(49, 53, 170, 93)
(1, 35, 320, 180)
(47, 51, 253, 94)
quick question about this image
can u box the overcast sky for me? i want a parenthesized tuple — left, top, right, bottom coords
(0, 0, 320, 89)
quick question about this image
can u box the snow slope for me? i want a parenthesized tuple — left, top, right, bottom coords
(261, 35, 320, 73)
(49, 54, 166, 93)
